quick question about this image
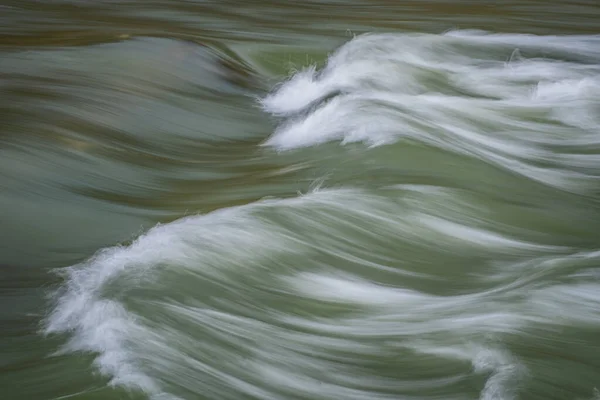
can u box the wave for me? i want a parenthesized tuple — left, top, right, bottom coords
(261, 31, 600, 192)
(44, 186, 600, 399)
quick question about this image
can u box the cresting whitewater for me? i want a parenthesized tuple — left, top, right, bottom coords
(43, 31, 600, 400)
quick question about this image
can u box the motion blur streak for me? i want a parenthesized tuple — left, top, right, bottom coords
(1, 2, 600, 400)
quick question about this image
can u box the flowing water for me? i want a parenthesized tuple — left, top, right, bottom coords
(2, 2, 600, 400)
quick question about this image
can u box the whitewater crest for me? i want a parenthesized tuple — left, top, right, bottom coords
(261, 31, 600, 192)
(44, 185, 600, 399)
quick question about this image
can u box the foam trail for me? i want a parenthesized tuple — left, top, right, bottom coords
(44, 184, 600, 399)
(262, 31, 600, 192)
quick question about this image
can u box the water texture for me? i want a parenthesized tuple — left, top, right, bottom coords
(1, 2, 600, 400)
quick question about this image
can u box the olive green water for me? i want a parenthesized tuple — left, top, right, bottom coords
(1, 2, 600, 400)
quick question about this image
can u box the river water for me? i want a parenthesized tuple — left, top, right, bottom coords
(1, 2, 600, 399)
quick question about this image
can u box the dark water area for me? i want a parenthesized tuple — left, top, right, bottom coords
(1, 2, 600, 400)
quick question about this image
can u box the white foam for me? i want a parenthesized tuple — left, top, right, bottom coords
(260, 65, 329, 116)
(417, 215, 559, 251)
(43, 191, 323, 398)
(284, 272, 423, 306)
(473, 347, 524, 400)
(43, 188, 411, 398)
(46, 179, 595, 399)
(261, 31, 600, 192)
